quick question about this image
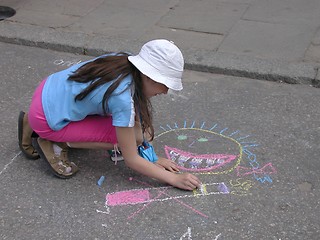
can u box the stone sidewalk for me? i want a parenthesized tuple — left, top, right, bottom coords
(1, 0, 320, 86)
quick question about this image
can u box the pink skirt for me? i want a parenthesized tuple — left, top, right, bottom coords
(28, 79, 117, 144)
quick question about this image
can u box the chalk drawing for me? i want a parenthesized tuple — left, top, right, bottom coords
(106, 182, 229, 206)
(105, 178, 231, 219)
(236, 163, 276, 177)
(96, 209, 110, 215)
(214, 233, 222, 240)
(156, 126, 241, 175)
(0, 152, 21, 176)
(97, 119, 277, 237)
(179, 227, 222, 240)
(94, 198, 110, 216)
(155, 120, 276, 183)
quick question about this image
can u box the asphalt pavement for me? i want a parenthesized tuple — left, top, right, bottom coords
(0, 42, 319, 240)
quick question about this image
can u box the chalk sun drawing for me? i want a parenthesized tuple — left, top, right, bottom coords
(155, 120, 242, 175)
(155, 120, 276, 183)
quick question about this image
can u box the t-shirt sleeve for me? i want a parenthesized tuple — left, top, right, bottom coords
(108, 93, 135, 127)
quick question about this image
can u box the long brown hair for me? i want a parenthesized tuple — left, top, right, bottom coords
(68, 53, 154, 140)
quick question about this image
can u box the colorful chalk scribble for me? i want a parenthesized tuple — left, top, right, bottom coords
(99, 120, 277, 220)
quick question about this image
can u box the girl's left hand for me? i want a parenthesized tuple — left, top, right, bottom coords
(155, 157, 180, 173)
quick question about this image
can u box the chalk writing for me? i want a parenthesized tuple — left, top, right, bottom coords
(229, 178, 254, 196)
(53, 59, 82, 67)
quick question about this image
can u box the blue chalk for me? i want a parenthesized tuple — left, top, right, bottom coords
(97, 176, 105, 186)
(218, 182, 229, 193)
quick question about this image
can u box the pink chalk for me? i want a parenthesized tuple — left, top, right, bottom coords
(106, 189, 150, 206)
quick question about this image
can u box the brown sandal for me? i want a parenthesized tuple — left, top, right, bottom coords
(33, 138, 78, 179)
(18, 111, 39, 160)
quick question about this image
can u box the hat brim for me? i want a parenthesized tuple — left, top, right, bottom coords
(128, 55, 183, 91)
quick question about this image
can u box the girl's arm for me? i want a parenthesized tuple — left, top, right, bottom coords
(116, 126, 201, 190)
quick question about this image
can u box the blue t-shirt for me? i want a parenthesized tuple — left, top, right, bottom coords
(42, 55, 135, 131)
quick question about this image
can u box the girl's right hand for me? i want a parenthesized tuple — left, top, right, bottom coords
(172, 173, 201, 190)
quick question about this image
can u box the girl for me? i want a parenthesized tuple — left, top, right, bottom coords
(18, 39, 201, 190)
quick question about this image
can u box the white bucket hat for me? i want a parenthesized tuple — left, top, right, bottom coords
(128, 39, 184, 91)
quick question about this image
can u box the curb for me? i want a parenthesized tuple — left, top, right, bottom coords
(1, 22, 319, 88)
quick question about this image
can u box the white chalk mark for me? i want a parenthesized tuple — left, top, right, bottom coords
(96, 209, 110, 214)
(179, 227, 192, 240)
(0, 152, 21, 176)
(200, 184, 205, 194)
(214, 233, 222, 240)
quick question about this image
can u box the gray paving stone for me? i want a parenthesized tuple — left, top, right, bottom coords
(0, 22, 90, 54)
(305, 27, 320, 63)
(141, 26, 224, 51)
(315, 69, 320, 87)
(217, 0, 255, 3)
(158, 0, 249, 34)
(183, 49, 316, 84)
(17, 0, 105, 16)
(105, 0, 176, 12)
(311, 28, 320, 45)
(85, 37, 142, 56)
(0, 0, 24, 9)
(243, 0, 320, 26)
(305, 44, 320, 63)
(219, 20, 316, 61)
(66, 4, 164, 39)
(9, 9, 80, 28)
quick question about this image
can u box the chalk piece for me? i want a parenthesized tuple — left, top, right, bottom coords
(97, 176, 105, 186)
